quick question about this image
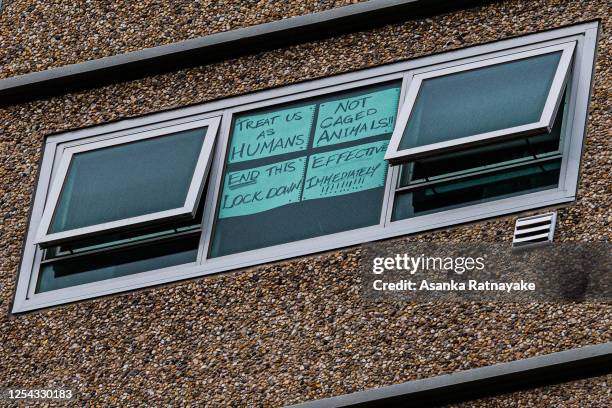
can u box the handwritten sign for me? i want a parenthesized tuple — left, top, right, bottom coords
(302, 140, 389, 200)
(218, 157, 306, 218)
(313, 87, 400, 148)
(228, 105, 316, 163)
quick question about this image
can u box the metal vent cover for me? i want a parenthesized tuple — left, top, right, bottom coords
(512, 212, 557, 249)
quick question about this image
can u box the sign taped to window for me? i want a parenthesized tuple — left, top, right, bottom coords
(313, 87, 400, 148)
(218, 84, 400, 219)
(228, 105, 316, 163)
(303, 140, 389, 200)
(219, 140, 389, 218)
(218, 157, 307, 218)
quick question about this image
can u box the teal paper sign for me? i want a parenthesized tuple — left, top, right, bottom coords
(218, 157, 307, 218)
(228, 105, 316, 163)
(313, 87, 400, 148)
(302, 140, 389, 200)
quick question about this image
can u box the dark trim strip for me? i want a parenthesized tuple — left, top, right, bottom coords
(0, 0, 497, 106)
(287, 342, 612, 407)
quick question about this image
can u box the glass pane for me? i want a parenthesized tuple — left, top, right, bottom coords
(49, 127, 207, 233)
(210, 82, 401, 257)
(392, 159, 562, 220)
(398, 92, 566, 186)
(36, 235, 199, 293)
(48, 193, 207, 257)
(48, 218, 201, 258)
(399, 51, 562, 150)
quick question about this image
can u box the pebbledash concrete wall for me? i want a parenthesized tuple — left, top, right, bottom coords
(0, 0, 609, 406)
(446, 375, 611, 407)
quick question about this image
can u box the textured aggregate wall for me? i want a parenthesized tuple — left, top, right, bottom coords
(0, 0, 610, 406)
(447, 374, 611, 407)
(0, 0, 363, 79)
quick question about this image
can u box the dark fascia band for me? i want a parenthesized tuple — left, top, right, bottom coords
(288, 342, 612, 407)
(0, 0, 498, 106)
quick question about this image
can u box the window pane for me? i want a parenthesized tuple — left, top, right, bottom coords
(398, 93, 565, 186)
(392, 159, 562, 220)
(49, 127, 207, 233)
(36, 235, 199, 293)
(398, 51, 562, 151)
(48, 208, 204, 258)
(210, 82, 401, 257)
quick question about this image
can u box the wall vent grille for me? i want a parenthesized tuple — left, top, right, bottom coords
(512, 212, 557, 249)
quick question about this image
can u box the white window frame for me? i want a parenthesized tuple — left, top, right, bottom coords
(385, 41, 576, 164)
(35, 117, 221, 246)
(12, 22, 598, 313)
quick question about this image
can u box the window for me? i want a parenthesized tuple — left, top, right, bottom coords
(37, 119, 219, 245)
(13, 23, 597, 312)
(385, 42, 575, 163)
(210, 82, 401, 257)
(391, 87, 568, 220)
(32, 118, 220, 293)
(384, 41, 578, 221)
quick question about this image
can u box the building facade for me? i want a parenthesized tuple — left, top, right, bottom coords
(0, 0, 610, 406)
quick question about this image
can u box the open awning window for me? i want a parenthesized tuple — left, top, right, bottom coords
(385, 41, 575, 164)
(35, 117, 221, 246)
